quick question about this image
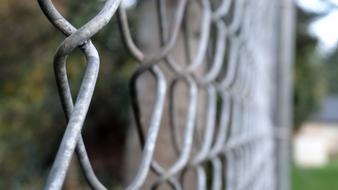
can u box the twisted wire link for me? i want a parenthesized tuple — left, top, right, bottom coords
(38, 0, 120, 189)
(39, 0, 285, 189)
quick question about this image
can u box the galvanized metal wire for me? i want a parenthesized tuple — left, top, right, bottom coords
(38, 0, 293, 189)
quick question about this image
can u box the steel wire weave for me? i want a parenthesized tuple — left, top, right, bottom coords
(38, 0, 285, 189)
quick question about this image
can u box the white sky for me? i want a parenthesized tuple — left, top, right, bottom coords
(297, 0, 338, 52)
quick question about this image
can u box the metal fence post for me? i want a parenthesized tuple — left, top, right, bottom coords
(274, 0, 295, 190)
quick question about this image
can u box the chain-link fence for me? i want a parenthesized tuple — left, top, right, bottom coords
(37, 0, 294, 189)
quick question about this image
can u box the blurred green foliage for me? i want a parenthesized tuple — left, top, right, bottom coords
(324, 47, 338, 94)
(294, 3, 338, 129)
(293, 7, 328, 129)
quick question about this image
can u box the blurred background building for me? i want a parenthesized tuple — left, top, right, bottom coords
(294, 96, 338, 167)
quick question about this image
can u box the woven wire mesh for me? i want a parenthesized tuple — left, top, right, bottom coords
(38, 0, 292, 189)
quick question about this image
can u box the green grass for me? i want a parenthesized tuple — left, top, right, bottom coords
(292, 160, 338, 190)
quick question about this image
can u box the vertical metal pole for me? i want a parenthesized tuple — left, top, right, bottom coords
(274, 0, 295, 190)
